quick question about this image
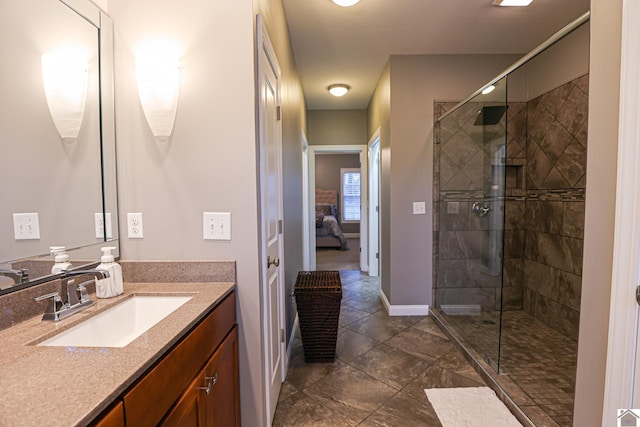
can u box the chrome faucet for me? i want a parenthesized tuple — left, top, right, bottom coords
(34, 270, 110, 321)
(0, 269, 29, 285)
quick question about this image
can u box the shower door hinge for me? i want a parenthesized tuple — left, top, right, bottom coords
(280, 329, 285, 343)
(276, 106, 281, 121)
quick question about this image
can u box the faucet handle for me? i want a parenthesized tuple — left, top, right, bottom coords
(75, 279, 95, 304)
(33, 292, 65, 321)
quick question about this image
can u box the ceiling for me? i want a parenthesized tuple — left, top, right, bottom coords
(281, 0, 590, 110)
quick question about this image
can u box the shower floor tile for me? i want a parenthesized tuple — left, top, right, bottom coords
(440, 310, 577, 427)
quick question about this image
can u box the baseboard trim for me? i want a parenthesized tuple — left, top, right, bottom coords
(379, 291, 430, 316)
(343, 233, 360, 238)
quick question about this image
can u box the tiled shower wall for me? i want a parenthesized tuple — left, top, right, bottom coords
(523, 74, 588, 341)
(433, 74, 588, 341)
(433, 100, 527, 313)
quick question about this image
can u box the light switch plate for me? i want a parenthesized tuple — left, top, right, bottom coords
(203, 212, 231, 240)
(412, 202, 426, 215)
(127, 213, 144, 239)
(13, 213, 40, 240)
(95, 213, 113, 239)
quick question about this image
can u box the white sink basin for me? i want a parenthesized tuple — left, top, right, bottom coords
(38, 295, 192, 348)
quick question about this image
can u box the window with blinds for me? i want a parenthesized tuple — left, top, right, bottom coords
(341, 168, 360, 222)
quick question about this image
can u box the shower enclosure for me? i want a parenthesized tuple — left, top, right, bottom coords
(433, 12, 589, 427)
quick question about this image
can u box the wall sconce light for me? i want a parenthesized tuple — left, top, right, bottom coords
(136, 52, 181, 137)
(328, 83, 350, 97)
(41, 52, 88, 139)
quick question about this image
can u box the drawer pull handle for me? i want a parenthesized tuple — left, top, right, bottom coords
(201, 373, 218, 395)
(200, 381, 212, 395)
(206, 373, 218, 386)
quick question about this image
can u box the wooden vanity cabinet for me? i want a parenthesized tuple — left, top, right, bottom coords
(110, 290, 238, 427)
(162, 326, 239, 427)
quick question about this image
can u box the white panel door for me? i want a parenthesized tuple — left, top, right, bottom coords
(257, 16, 285, 424)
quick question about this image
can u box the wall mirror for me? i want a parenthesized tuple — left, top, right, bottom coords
(0, 0, 118, 294)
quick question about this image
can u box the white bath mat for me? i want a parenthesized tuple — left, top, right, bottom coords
(425, 386, 522, 427)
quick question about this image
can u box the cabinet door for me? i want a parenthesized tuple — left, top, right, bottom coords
(92, 402, 124, 427)
(161, 374, 207, 427)
(204, 326, 240, 426)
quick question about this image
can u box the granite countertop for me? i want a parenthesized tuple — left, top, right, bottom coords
(0, 281, 235, 427)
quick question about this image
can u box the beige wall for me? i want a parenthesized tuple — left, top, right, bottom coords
(110, 1, 305, 426)
(369, 54, 521, 305)
(307, 109, 368, 146)
(574, 0, 622, 424)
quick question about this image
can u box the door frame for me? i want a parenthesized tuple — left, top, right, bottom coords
(602, 0, 640, 419)
(301, 132, 311, 271)
(368, 130, 381, 277)
(306, 144, 368, 271)
(256, 15, 286, 425)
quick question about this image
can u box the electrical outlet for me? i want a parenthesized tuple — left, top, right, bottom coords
(412, 201, 426, 215)
(95, 213, 113, 239)
(127, 212, 144, 239)
(13, 213, 40, 240)
(203, 212, 231, 240)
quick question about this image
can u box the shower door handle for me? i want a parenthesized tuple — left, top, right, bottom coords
(636, 286, 640, 306)
(472, 202, 491, 218)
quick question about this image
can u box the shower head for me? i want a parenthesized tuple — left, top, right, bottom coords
(474, 105, 507, 126)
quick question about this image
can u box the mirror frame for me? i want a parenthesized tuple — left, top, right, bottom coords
(0, 0, 118, 295)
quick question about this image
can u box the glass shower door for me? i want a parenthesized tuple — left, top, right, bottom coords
(435, 77, 508, 372)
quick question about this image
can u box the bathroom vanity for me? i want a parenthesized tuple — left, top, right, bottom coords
(0, 280, 238, 427)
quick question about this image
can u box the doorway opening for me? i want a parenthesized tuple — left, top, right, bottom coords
(306, 145, 367, 272)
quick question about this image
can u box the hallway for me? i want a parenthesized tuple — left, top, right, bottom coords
(273, 270, 490, 426)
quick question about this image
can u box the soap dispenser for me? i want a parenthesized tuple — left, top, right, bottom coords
(50, 246, 73, 274)
(95, 246, 123, 298)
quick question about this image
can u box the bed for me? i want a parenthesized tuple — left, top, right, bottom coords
(315, 188, 348, 250)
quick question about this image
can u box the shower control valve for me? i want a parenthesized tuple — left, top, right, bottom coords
(472, 202, 491, 218)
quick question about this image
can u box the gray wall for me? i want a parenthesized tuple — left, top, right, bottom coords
(110, 1, 306, 426)
(368, 54, 522, 306)
(315, 153, 360, 234)
(307, 109, 368, 146)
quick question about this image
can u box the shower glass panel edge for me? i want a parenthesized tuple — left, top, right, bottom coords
(434, 77, 508, 373)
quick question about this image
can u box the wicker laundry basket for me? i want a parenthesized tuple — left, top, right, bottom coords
(294, 271, 342, 363)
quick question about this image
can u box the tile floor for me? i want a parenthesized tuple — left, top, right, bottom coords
(272, 270, 489, 426)
(439, 310, 577, 426)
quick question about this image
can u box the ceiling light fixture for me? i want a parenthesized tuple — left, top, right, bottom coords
(492, 0, 533, 6)
(331, 0, 361, 7)
(481, 85, 496, 95)
(328, 84, 350, 97)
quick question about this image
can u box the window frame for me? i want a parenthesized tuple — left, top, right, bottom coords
(340, 167, 361, 223)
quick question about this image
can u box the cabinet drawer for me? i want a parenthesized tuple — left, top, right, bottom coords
(124, 291, 236, 427)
